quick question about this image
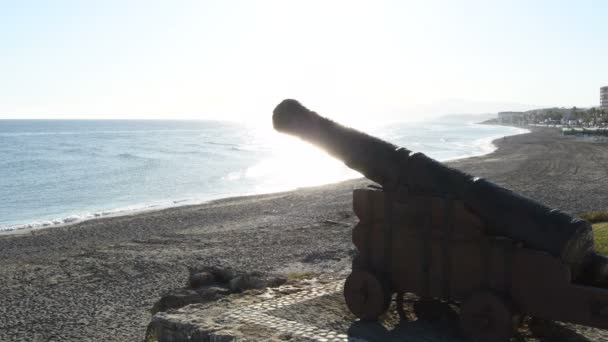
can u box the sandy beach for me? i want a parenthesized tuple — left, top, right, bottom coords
(2, 128, 608, 341)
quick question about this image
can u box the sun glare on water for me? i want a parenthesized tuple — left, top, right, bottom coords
(232, 126, 361, 194)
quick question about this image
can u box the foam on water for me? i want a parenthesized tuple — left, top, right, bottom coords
(0, 119, 527, 233)
(442, 124, 529, 161)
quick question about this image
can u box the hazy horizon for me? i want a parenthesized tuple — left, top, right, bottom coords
(2, 0, 607, 122)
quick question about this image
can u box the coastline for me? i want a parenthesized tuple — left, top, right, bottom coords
(1, 122, 528, 235)
(5, 127, 608, 341)
(441, 123, 529, 162)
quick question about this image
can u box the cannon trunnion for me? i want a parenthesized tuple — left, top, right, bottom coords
(346, 188, 608, 341)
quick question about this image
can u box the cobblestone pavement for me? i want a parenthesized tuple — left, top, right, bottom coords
(225, 280, 359, 342)
(149, 276, 608, 341)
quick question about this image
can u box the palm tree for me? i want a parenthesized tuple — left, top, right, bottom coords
(589, 108, 598, 126)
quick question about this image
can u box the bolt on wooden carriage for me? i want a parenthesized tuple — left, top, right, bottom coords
(273, 99, 608, 342)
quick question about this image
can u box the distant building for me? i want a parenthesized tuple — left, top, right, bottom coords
(497, 111, 524, 124)
(602, 86, 608, 110)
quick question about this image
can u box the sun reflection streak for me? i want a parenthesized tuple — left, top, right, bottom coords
(233, 126, 361, 194)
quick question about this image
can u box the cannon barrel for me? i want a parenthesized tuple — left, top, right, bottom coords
(273, 99, 607, 286)
(273, 99, 404, 187)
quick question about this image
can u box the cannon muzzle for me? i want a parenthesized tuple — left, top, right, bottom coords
(273, 99, 404, 187)
(273, 99, 320, 137)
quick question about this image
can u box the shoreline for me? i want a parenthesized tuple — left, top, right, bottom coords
(2, 127, 608, 341)
(0, 123, 529, 235)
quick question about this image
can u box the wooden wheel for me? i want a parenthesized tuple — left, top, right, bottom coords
(344, 270, 391, 321)
(460, 292, 514, 342)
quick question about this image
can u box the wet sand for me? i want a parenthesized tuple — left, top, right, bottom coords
(1, 128, 608, 341)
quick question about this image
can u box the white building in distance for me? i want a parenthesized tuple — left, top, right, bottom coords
(601, 86, 608, 110)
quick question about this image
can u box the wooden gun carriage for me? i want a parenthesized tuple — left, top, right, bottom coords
(272, 99, 608, 341)
(346, 187, 608, 341)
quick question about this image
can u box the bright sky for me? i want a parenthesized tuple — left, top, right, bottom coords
(1, 0, 607, 121)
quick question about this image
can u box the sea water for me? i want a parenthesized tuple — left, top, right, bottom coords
(0, 119, 526, 232)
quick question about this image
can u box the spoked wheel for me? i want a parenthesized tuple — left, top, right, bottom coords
(344, 270, 391, 321)
(460, 292, 515, 342)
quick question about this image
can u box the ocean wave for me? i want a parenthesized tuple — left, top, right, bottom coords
(0, 190, 273, 233)
(442, 125, 530, 162)
(0, 129, 220, 137)
(0, 215, 89, 232)
(204, 141, 262, 152)
(62, 147, 102, 157)
(115, 153, 153, 160)
(205, 141, 240, 147)
(0, 200, 193, 233)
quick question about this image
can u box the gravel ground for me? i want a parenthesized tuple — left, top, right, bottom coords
(449, 127, 608, 215)
(1, 128, 608, 341)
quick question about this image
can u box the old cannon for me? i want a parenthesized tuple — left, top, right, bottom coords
(273, 99, 608, 341)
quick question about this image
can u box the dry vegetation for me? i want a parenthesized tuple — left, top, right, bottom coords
(581, 211, 608, 224)
(593, 222, 608, 255)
